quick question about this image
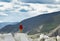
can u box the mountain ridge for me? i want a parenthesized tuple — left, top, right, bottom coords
(0, 11, 60, 35)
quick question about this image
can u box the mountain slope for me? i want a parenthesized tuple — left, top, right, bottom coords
(0, 11, 60, 35)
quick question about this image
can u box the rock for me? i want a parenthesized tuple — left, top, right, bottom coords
(14, 33, 30, 41)
(0, 33, 15, 41)
(45, 37, 56, 41)
(57, 35, 60, 41)
(3, 33, 15, 41)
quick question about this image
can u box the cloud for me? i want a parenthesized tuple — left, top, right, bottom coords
(0, 1, 60, 22)
(0, 21, 3, 23)
(0, 12, 8, 16)
(19, 9, 29, 12)
(0, 2, 13, 10)
(30, 4, 60, 13)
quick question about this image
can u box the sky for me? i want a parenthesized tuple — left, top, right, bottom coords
(0, 0, 60, 23)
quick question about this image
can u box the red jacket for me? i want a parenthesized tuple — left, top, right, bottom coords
(19, 24, 23, 30)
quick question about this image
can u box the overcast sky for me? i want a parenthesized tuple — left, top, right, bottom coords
(0, 0, 60, 22)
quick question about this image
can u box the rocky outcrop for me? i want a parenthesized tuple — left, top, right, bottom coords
(48, 25, 60, 36)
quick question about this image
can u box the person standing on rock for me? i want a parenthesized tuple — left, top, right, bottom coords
(19, 24, 23, 33)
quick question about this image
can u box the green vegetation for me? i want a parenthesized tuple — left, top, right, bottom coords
(41, 14, 60, 34)
(41, 23, 59, 33)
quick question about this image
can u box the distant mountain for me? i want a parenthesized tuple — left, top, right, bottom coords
(0, 22, 18, 29)
(0, 11, 60, 35)
(0, 0, 11, 2)
(20, 0, 60, 4)
(0, 22, 22, 33)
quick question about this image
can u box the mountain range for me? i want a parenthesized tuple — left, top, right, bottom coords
(0, 11, 60, 36)
(20, 0, 60, 4)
